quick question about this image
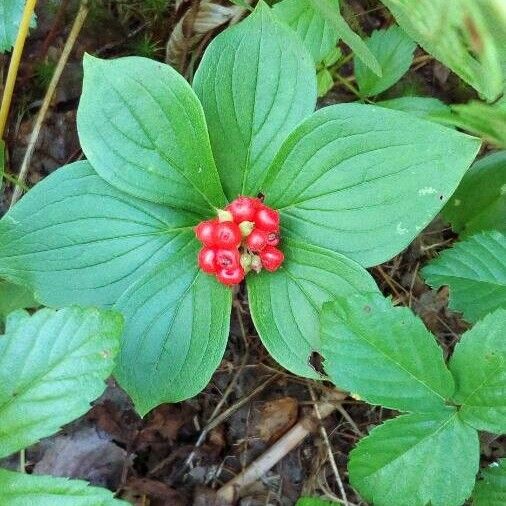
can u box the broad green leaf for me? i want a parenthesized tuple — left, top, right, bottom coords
(355, 26, 416, 97)
(321, 293, 454, 412)
(444, 151, 506, 236)
(317, 68, 334, 97)
(0, 161, 199, 307)
(311, 0, 381, 76)
(262, 103, 480, 267)
(422, 231, 506, 322)
(377, 96, 450, 120)
(0, 0, 35, 53)
(193, 1, 317, 200)
(0, 307, 122, 458)
(273, 0, 340, 63)
(381, 0, 505, 101)
(349, 410, 479, 506)
(0, 468, 127, 505)
(296, 498, 335, 506)
(449, 309, 506, 434)
(473, 459, 506, 506)
(247, 239, 378, 379)
(114, 240, 232, 416)
(0, 279, 38, 319)
(77, 55, 225, 215)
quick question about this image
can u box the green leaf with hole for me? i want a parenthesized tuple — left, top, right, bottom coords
(0, 307, 122, 458)
(114, 241, 232, 416)
(321, 293, 454, 412)
(377, 96, 450, 121)
(0, 161, 199, 307)
(193, 1, 316, 200)
(473, 459, 506, 506)
(449, 309, 506, 434)
(262, 103, 480, 267)
(246, 239, 378, 379)
(443, 151, 506, 236)
(349, 410, 479, 506)
(355, 26, 416, 97)
(422, 231, 506, 322)
(0, 279, 38, 319)
(77, 55, 225, 215)
(0, 468, 127, 505)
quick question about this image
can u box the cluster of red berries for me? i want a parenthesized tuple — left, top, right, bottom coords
(195, 196, 284, 286)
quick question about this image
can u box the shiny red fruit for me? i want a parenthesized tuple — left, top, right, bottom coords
(226, 196, 260, 222)
(246, 229, 268, 252)
(198, 248, 217, 273)
(266, 231, 280, 247)
(195, 219, 218, 246)
(260, 246, 284, 272)
(217, 266, 245, 286)
(215, 221, 242, 248)
(215, 248, 241, 269)
(255, 205, 280, 232)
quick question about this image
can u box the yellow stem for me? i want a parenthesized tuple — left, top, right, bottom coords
(0, 0, 37, 139)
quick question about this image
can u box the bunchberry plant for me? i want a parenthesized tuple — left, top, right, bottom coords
(0, 2, 480, 415)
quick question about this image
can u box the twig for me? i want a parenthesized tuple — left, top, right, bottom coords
(216, 391, 345, 504)
(10, 0, 89, 205)
(0, 0, 38, 138)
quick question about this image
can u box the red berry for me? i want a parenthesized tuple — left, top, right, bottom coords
(215, 221, 242, 248)
(195, 219, 218, 246)
(198, 247, 217, 273)
(246, 229, 268, 252)
(255, 205, 280, 232)
(217, 266, 245, 286)
(215, 248, 241, 269)
(260, 246, 284, 272)
(266, 231, 280, 247)
(226, 196, 260, 223)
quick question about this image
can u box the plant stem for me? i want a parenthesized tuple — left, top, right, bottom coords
(0, 0, 37, 139)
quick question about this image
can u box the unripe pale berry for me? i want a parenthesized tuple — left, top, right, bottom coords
(246, 229, 268, 252)
(217, 266, 245, 286)
(255, 205, 280, 232)
(198, 248, 217, 273)
(215, 221, 242, 248)
(215, 248, 241, 269)
(226, 196, 260, 222)
(195, 219, 218, 247)
(260, 246, 284, 272)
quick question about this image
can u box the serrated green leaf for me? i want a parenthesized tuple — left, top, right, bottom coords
(0, 161, 199, 307)
(273, 0, 340, 63)
(381, 0, 506, 101)
(193, 1, 316, 200)
(444, 151, 506, 236)
(262, 103, 480, 267)
(247, 239, 378, 379)
(321, 293, 454, 412)
(0, 468, 127, 505)
(355, 26, 416, 97)
(473, 459, 506, 506)
(77, 55, 225, 215)
(317, 68, 334, 97)
(377, 96, 450, 120)
(0, 279, 38, 319)
(349, 410, 479, 506)
(114, 240, 232, 416)
(449, 309, 506, 434)
(0, 307, 122, 458)
(422, 231, 506, 322)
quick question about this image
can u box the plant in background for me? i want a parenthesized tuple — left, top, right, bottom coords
(0, 306, 126, 504)
(0, 2, 480, 416)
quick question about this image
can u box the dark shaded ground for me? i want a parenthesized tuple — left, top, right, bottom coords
(1, 1, 504, 505)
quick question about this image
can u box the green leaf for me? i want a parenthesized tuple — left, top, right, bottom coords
(321, 293, 454, 412)
(473, 459, 506, 506)
(449, 309, 506, 434)
(193, 1, 317, 200)
(349, 410, 479, 506)
(0, 307, 122, 458)
(262, 103, 480, 267)
(443, 151, 506, 236)
(0, 468, 127, 505)
(422, 231, 506, 322)
(0, 279, 38, 319)
(77, 55, 225, 215)
(114, 240, 232, 416)
(0, 161, 199, 307)
(273, 0, 340, 63)
(311, 0, 381, 76)
(316, 68, 334, 97)
(247, 239, 378, 379)
(0, 139, 4, 185)
(381, 0, 506, 101)
(355, 26, 416, 97)
(296, 498, 335, 506)
(0, 0, 35, 53)
(377, 96, 450, 121)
